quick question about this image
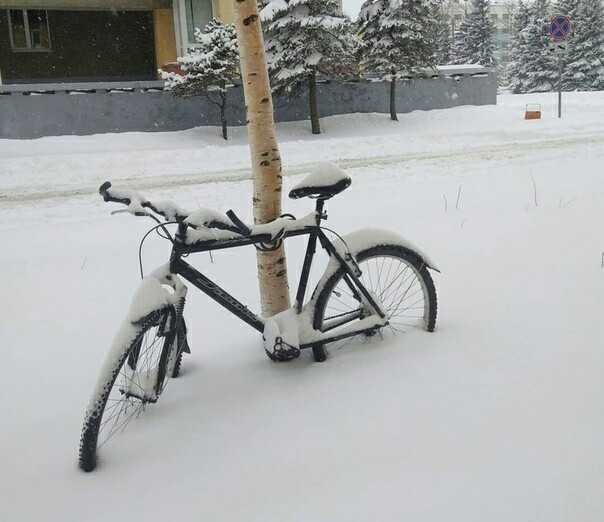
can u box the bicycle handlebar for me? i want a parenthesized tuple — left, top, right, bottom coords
(99, 181, 255, 237)
(99, 181, 130, 206)
(99, 181, 192, 222)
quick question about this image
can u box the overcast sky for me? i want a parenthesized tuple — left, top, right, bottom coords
(342, 0, 364, 19)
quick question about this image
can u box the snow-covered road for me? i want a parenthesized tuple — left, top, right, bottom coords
(2, 131, 604, 204)
(2, 91, 603, 206)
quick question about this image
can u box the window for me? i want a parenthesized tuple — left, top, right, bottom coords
(503, 14, 510, 21)
(454, 14, 462, 21)
(184, 0, 213, 44)
(8, 9, 51, 51)
(491, 14, 499, 21)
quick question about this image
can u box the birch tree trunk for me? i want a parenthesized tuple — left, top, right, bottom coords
(232, 0, 290, 317)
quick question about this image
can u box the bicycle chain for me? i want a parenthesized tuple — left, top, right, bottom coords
(323, 308, 366, 322)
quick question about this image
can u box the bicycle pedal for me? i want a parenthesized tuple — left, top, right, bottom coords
(264, 343, 300, 362)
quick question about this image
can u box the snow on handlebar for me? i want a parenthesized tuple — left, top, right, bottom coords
(99, 182, 190, 221)
(98, 181, 251, 236)
(98, 182, 316, 242)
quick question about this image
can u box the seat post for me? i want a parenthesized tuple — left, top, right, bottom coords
(315, 198, 325, 222)
(294, 199, 325, 313)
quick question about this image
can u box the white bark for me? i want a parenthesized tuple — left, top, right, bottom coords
(232, 0, 290, 317)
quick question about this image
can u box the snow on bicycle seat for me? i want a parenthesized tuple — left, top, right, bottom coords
(289, 163, 351, 200)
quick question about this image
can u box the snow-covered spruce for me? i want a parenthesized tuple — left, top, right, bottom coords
(435, 19, 453, 66)
(507, 0, 557, 94)
(357, 0, 439, 121)
(561, 0, 604, 91)
(160, 19, 239, 140)
(506, 0, 531, 93)
(509, 0, 604, 93)
(451, 0, 496, 68)
(260, 0, 359, 135)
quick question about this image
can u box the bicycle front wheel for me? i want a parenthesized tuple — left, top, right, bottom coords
(79, 306, 184, 472)
(313, 244, 437, 356)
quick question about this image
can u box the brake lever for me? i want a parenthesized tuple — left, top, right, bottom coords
(226, 210, 252, 236)
(110, 208, 149, 217)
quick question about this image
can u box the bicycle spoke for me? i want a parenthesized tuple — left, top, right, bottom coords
(91, 311, 179, 451)
(317, 249, 433, 352)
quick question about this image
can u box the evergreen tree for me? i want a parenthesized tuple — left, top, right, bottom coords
(435, 2, 460, 65)
(358, 0, 439, 121)
(451, 23, 470, 63)
(160, 20, 239, 140)
(452, 0, 496, 67)
(260, 0, 359, 135)
(436, 22, 453, 65)
(507, 0, 531, 93)
(507, 0, 557, 93)
(563, 0, 604, 90)
(553, 0, 580, 21)
(524, 0, 558, 92)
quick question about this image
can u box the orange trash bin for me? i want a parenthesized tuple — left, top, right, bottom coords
(525, 103, 542, 120)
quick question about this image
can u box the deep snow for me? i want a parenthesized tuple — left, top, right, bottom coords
(1, 92, 603, 521)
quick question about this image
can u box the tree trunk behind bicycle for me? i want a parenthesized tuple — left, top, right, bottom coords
(309, 71, 321, 135)
(232, 0, 291, 317)
(390, 74, 398, 122)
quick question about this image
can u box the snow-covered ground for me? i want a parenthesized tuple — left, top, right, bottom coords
(1, 92, 603, 521)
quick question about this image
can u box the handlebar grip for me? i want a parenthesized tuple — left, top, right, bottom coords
(226, 210, 252, 236)
(98, 181, 133, 207)
(99, 181, 112, 201)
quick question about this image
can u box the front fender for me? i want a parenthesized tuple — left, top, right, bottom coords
(128, 264, 187, 324)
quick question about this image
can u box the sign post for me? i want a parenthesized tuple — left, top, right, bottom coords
(549, 15, 571, 118)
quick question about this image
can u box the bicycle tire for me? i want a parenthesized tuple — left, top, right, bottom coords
(79, 306, 185, 472)
(312, 244, 437, 358)
(169, 318, 188, 378)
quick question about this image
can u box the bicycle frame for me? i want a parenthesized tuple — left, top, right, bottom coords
(167, 199, 388, 350)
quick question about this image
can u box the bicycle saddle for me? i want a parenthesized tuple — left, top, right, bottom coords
(289, 163, 351, 200)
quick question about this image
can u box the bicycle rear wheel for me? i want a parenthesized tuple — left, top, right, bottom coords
(312, 244, 437, 358)
(79, 306, 185, 472)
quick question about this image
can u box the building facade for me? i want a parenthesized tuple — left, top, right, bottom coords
(0, 0, 232, 83)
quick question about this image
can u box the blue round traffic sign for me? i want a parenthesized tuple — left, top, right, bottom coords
(549, 15, 571, 41)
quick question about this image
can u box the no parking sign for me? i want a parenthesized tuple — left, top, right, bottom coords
(549, 15, 571, 118)
(549, 15, 571, 41)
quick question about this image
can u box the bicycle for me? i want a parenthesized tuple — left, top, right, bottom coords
(79, 163, 439, 472)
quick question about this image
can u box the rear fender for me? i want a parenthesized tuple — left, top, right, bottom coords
(306, 228, 439, 313)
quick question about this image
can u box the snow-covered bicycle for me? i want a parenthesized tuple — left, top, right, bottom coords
(79, 163, 439, 472)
